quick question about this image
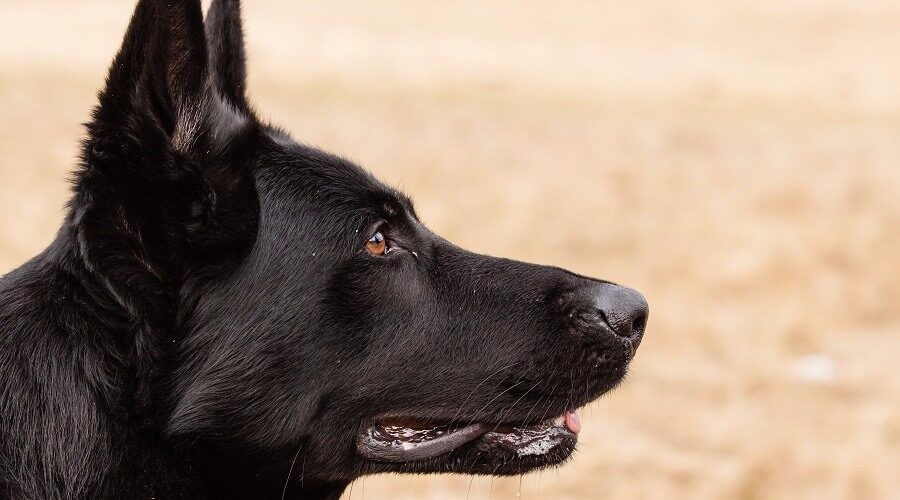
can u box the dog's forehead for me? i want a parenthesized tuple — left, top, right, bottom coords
(257, 131, 413, 217)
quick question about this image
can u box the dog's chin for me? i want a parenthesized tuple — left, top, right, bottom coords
(355, 411, 581, 475)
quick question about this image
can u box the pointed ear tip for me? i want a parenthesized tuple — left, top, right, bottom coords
(98, 0, 212, 126)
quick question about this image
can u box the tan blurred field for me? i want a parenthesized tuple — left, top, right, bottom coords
(1, 0, 899, 498)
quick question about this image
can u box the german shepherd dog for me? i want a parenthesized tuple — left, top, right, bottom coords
(0, 1, 648, 498)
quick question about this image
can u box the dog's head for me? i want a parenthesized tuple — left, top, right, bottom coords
(75, 0, 648, 492)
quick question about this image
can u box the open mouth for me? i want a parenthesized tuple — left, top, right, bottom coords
(357, 411, 581, 463)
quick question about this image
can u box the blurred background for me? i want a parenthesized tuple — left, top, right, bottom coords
(1, 0, 898, 498)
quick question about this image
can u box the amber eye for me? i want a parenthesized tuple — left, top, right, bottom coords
(366, 231, 387, 256)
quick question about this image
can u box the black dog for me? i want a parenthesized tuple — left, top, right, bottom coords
(0, 1, 648, 498)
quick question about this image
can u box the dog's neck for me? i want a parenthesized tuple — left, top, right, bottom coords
(30, 230, 347, 498)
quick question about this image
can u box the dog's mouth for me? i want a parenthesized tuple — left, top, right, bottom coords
(356, 411, 581, 463)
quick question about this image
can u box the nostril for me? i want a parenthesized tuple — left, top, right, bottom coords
(631, 313, 647, 337)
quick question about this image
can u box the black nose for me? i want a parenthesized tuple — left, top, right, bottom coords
(567, 283, 649, 342)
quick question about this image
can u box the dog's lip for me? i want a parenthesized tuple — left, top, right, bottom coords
(356, 420, 489, 462)
(356, 410, 580, 463)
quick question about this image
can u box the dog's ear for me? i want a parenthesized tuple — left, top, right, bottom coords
(79, 0, 258, 288)
(73, 0, 258, 427)
(205, 0, 250, 112)
(94, 0, 209, 148)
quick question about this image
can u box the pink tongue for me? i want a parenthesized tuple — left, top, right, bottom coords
(564, 410, 581, 434)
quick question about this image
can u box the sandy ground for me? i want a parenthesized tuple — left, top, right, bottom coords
(1, 1, 899, 498)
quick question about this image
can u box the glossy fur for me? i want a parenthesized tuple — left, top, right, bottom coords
(0, 1, 644, 498)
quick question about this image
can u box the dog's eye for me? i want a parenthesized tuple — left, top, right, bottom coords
(366, 231, 387, 256)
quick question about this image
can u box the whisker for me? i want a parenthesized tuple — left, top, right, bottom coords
(449, 361, 521, 423)
(489, 379, 542, 432)
(464, 380, 527, 427)
(280, 441, 303, 500)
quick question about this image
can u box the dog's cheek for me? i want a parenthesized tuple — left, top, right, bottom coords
(323, 257, 426, 335)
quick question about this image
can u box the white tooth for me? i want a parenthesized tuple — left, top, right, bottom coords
(553, 415, 565, 426)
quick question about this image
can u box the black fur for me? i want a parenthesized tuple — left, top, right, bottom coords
(0, 1, 647, 498)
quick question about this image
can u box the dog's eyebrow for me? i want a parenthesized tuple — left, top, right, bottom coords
(382, 202, 398, 217)
(379, 191, 418, 221)
(395, 193, 419, 220)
